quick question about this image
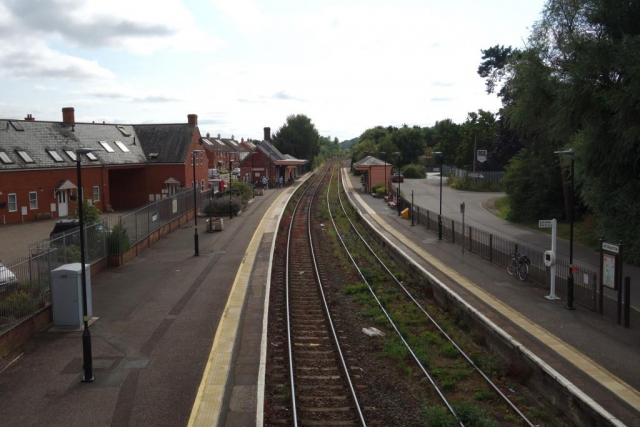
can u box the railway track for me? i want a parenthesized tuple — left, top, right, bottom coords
(266, 165, 367, 427)
(326, 167, 536, 427)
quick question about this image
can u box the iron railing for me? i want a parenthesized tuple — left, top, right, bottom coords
(442, 164, 505, 184)
(398, 192, 598, 311)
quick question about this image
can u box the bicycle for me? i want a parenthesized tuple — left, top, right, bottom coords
(507, 251, 530, 281)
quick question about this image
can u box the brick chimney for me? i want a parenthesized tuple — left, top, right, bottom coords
(24, 114, 35, 121)
(188, 114, 198, 126)
(62, 107, 75, 125)
(206, 132, 210, 138)
(264, 127, 271, 141)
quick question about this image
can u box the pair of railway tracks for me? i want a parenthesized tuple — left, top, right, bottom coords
(266, 163, 537, 426)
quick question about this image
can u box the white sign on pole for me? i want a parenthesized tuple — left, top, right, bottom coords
(584, 273, 589, 285)
(539, 220, 553, 228)
(477, 150, 487, 163)
(602, 242, 619, 254)
(545, 218, 560, 300)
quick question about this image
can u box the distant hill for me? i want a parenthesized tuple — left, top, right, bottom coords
(340, 137, 359, 150)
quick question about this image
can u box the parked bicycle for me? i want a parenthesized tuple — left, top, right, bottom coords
(507, 250, 530, 281)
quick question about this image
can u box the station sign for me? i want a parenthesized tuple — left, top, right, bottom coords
(602, 242, 619, 254)
(477, 150, 487, 163)
(539, 220, 553, 228)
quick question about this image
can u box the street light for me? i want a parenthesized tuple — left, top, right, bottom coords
(192, 150, 204, 256)
(555, 149, 576, 310)
(75, 147, 100, 383)
(380, 151, 387, 196)
(229, 159, 233, 219)
(392, 152, 401, 215)
(435, 151, 444, 240)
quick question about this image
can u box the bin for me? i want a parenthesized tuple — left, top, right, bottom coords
(401, 208, 410, 219)
(50, 263, 92, 327)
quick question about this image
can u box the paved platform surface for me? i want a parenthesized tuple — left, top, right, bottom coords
(0, 182, 297, 427)
(347, 170, 640, 426)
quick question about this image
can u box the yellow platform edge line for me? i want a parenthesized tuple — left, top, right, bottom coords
(187, 179, 308, 427)
(341, 168, 635, 422)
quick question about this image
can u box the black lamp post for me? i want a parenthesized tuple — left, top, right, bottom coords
(380, 151, 387, 195)
(555, 149, 576, 310)
(75, 147, 99, 383)
(435, 151, 443, 240)
(393, 152, 401, 215)
(229, 159, 233, 219)
(192, 150, 204, 256)
(251, 147, 255, 197)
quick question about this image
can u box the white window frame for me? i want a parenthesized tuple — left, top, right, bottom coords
(8, 193, 17, 212)
(17, 150, 34, 163)
(29, 191, 38, 210)
(93, 186, 100, 202)
(200, 179, 205, 192)
(65, 150, 77, 161)
(115, 141, 130, 152)
(100, 141, 115, 153)
(47, 150, 64, 162)
(86, 152, 99, 161)
(0, 151, 13, 164)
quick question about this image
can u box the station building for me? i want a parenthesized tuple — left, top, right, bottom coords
(0, 108, 208, 225)
(353, 155, 392, 193)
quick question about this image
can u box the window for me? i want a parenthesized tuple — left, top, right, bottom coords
(16, 150, 34, 163)
(200, 179, 205, 191)
(47, 150, 64, 162)
(115, 141, 130, 152)
(116, 125, 131, 137)
(65, 150, 77, 161)
(29, 191, 38, 210)
(149, 152, 159, 159)
(86, 152, 98, 161)
(8, 193, 17, 212)
(93, 186, 100, 202)
(99, 141, 115, 153)
(0, 151, 13, 164)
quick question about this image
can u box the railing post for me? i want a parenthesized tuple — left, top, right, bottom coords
(469, 226, 472, 253)
(451, 220, 455, 243)
(417, 206, 420, 225)
(427, 210, 430, 230)
(489, 234, 493, 262)
(624, 277, 631, 328)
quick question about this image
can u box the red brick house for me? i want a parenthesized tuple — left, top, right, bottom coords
(0, 108, 208, 225)
(353, 155, 392, 193)
(202, 133, 234, 171)
(240, 127, 308, 186)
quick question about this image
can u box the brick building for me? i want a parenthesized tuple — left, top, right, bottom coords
(0, 108, 207, 225)
(353, 155, 392, 193)
(240, 127, 308, 186)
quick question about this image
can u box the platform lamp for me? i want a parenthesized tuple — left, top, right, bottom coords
(435, 151, 444, 240)
(229, 159, 233, 219)
(192, 150, 204, 256)
(380, 151, 387, 195)
(75, 147, 100, 383)
(392, 151, 401, 215)
(555, 148, 576, 310)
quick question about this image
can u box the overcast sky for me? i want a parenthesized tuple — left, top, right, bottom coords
(0, 0, 545, 141)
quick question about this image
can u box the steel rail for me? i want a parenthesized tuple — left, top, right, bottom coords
(325, 168, 464, 427)
(286, 164, 366, 427)
(336, 169, 535, 427)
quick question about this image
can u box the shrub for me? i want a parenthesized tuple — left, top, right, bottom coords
(227, 181, 253, 202)
(205, 196, 243, 215)
(371, 184, 385, 194)
(2, 290, 34, 318)
(108, 223, 131, 255)
(73, 200, 102, 224)
(401, 164, 426, 178)
(57, 244, 82, 263)
(375, 186, 387, 196)
(449, 175, 502, 192)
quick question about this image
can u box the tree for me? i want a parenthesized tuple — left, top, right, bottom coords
(273, 114, 320, 166)
(432, 119, 461, 162)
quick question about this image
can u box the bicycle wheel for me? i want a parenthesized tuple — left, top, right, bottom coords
(518, 262, 529, 281)
(507, 258, 518, 276)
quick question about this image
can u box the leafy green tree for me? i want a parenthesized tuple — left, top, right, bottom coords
(273, 114, 320, 166)
(456, 110, 496, 169)
(432, 119, 461, 163)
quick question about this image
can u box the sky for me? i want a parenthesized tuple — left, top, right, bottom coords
(0, 0, 547, 141)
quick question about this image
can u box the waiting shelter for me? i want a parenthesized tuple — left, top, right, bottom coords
(353, 155, 392, 194)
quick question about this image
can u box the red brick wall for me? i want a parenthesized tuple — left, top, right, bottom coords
(0, 167, 110, 224)
(240, 151, 277, 185)
(107, 167, 148, 210)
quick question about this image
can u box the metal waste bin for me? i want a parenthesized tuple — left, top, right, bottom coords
(50, 263, 92, 327)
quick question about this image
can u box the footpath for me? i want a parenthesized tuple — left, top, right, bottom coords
(345, 169, 640, 426)
(0, 180, 302, 427)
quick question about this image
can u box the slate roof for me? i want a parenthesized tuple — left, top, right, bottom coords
(354, 155, 390, 167)
(202, 137, 233, 153)
(133, 124, 196, 163)
(220, 138, 247, 152)
(256, 140, 287, 161)
(0, 120, 146, 171)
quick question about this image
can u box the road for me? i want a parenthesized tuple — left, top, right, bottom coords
(394, 174, 640, 314)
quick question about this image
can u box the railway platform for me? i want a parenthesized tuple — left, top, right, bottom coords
(0, 178, 309, 427)
(342, 168, 640, 426)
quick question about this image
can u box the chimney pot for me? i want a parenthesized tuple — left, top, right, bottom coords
(206, 132, 210, 138)
(24, 114, 35, 121)
(188, 114, 198, 126)
(217, 133, 220, 138)
(264, 127, 271, 141)
(62, 107, 75, 125)
(231, 134, 234, 140)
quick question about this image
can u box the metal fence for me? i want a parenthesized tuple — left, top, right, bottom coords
(398, 193, 598, 311)
(442, 164, 505, 184)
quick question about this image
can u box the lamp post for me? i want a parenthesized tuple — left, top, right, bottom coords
(229, 160, 233, 219)
(393, 152, 401, 215)
(555, 149, 576, 310)
(192, 150, 204, 256)
(435, 151, 443, 240)
(251, 147, 255, 197)
(380, 151, 387, 196)
(75, 147, 100, 383)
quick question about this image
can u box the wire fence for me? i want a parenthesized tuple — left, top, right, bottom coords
(442, 164, 505, 184)
(2, 187, 209, 334)
(396, 192, 598, 311)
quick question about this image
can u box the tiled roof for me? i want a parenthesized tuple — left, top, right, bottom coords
(202, 137, 233, 152)
(0, 120, 146, 170)
(133, 124, 195, 163)
(354, 155, 390, 167)
(220, 138, 247, 152)
(257, 140, 287, 161)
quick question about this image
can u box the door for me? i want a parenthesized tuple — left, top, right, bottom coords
(57, 190, 68, 217)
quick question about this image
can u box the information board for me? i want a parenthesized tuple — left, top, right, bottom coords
(603, 253, 616, 289)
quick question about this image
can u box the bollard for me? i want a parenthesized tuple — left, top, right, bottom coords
(624, 277, 631, 328)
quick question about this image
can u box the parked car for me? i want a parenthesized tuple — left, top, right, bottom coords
(391, 173, 404, 183)
(50, 219, 80, 239)
(231, 167, 241, 176)
(0, 262, 17, 290)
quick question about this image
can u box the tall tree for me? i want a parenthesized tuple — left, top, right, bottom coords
(273, 114, 320, 165)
